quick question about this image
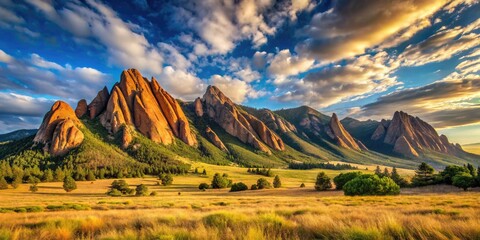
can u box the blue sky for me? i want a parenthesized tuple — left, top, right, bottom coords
(0, 0, 479, 144)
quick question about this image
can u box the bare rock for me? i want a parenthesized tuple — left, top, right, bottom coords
(75, 99, 88, 118)
(205, 127, 228, 152)
(393, 135, 419, 158)
(88, 86, 109, 119)
(256, 109, 296, 133)
(50, 118, 84, 156)
(194, 97, 204, 117)
(326, 113, 361, 151)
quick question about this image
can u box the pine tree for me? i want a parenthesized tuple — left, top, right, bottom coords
(54, 168, 65, 182)
(383, 168, 390, 178)
(412, 162, 436, 186)
(42, 169, 54, 182)
(315, 172, 332, 191)
(202, 169, 207, 175)
(63, 176, 77, 192)
(273, 175, 282, 188)
(194, 168, 199, 174)
(86, 171, 96, 181)
(11, 176, 22, 189)
(0, 176, 8, 190)
(374, 166, 382, 177)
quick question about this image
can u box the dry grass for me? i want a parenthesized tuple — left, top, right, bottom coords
(0, 164, 476, 239)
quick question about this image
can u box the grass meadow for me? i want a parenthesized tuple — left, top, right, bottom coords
(0, 162, 479, 240)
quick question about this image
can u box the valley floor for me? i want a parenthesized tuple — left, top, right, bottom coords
(0, 174, 479, 240)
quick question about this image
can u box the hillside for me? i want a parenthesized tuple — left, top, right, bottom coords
(0, 129, 37, 142)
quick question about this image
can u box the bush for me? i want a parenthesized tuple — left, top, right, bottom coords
(251, 184, 258, 190)
(106, 188, 122, 197)
(150, 191, 158, 196)
(63, 176, 77, 192)
(300, 183, 305, 188)
(441, 165, 469, 184)
(333, 172, 362, 190)
(343, 174, 400, 196)
(135, 184, 149, 196)
(230, 182, 248, 192)
(273, 175, 282, 188)
(452, 173, 475, 191)
(257, 178, 271, 189)
(315, 172, 332, 191)
(199, 183, 210, 190)
(159, 174, 173, 186)
(211, 173, 230, 189)
(29, 184, 38, 193)
(111, 180, 131, 194)
(0, 176, 8, 190)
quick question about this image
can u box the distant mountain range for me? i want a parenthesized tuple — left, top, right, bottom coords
(1, 69, 478, 170)
(0, 129, 37, 142)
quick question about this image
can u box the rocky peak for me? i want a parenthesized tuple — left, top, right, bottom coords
(75, 99, 88, 118)
(88, 86, 109, 119)
(256, 109, 297, 134)
(34, 101, 84, 156)
(326, 113, 363, 151)
(201, 85, 284, 153)
(205, 127, 228, 152)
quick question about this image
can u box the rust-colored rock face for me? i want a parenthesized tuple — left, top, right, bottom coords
(202, 85, 284, 153)
(99, 69, 196, 146)
(194, 97, 204, 117)
(50, 118, 84, 156)
(326, 113, 363, 151)
(88, 86, 109, 119)
(257, 109, 296, 133)
(75, 99, 88, 118)
(34, 101, 84, 156)
(371, 111, 463, 157)
(205, 127, 228, 152)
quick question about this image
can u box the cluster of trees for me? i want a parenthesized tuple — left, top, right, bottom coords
(411, 162, 479, 191)
(198, 174, 283, 192)
(158, 173, 174, 186)
(288, 162, 358, 170)
(247, 167, 273, 177)
(193, 168, 207, 175)
(106, 180, 154, 197)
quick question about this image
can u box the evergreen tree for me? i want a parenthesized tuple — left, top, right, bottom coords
(390, 167, 408, 187)
(54, 168, 65, 182)
(11, 176, 22, 189)
(63, 176, 77, 192)
(0, 176, 8, 190)
(412, 162, 438, 186)
(159, 174, 173, 186)
(194, 168, 199, 174)
(42, 169, 54, 182)
(315, 172, 332, 191)
(383, 168, 390, 178)
(466, 163, 476, 177)
(273, 175, 282, 188)
(135, 184, 149, 196)
(300, 183, 305, 188)
(202, 169, 207, 175)
(29, 184, 38, 193)
(256, 178, 271, 189)
(86, 171, 96, 181)
(211, 173, 229, 189)
(374, 166, 382, 177)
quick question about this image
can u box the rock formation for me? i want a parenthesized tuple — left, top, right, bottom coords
(88, 86, 109, 119)
(256, 109, 296, 133)
(325, 113, 363, 151)
(75, 99, 88, 118)
(34, 101, 84, 156)
(194, 97, 204, 117)
(99, 69, 196, 146)
(371, 111, 463, 157)
(201, 85, 284, 153)
(205, 127, 228, 152)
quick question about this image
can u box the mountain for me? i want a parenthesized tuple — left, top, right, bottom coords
(0, 129, 37, 142)
(1, 69, 478, 172)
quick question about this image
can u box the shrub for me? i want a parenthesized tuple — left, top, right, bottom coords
(300, 183, 305, 188)
(452, 173, 475, 191)
(440, 165, 469, 184)
(390, 167, 408, 187)
(198, 183, 210, 190)
(29, 184, 38, 193)
(0, 176, 8, 190)
(135, 184, 149, 196)
(111, 180, 131, 194)
(63, 176, 77, 192)
(333, 172, 362, 190)
(106, 188, 122, 197)
(230, 182, 248, 192)
(150, 191, 158, 196)
(343, 174, 400, 196)
(251, 184, 258, 190)
(159, 174, 173, 186)
(273, 175, 282, 188)
(315, 172, 332, 191)
(211, 173, 230, 189)
(257, 178, 271, 189)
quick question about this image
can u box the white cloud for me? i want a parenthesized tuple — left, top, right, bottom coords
(267, 49, 315, 77)
(0, 50, 13, 63)
(157, 66, 206, 101)
(210, 74, 265, 103)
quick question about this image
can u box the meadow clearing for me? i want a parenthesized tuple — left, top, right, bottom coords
(0, 162, 479, 240)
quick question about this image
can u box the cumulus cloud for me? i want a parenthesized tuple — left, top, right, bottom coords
(267, 49, 315, 78)
(210, 74, 265, 103)
(274, 52, 399, 108)
(399, 19, 480, 66)
(357, 76, 480, 128)
(167, 0, 315, 55)
(156, 66, 206, 101)
(26, 0, 164, 75)
(0, 50, 110, 101)
(295, 0, 450, 62)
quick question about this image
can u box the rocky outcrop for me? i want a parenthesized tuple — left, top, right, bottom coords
(371, 111, 463, 157)
(201, 85, 284, 153)
(34, 101, 84, 156)
(88, 86, 109, 119)
(325, 113, 363, 151)
(99, 69, 196, 146)
(75, 99, 88, 118)
(256, 109, 297, 133)
(393, 136, 419, 158)
(194, 97, 204, 117)
(205, 127, 228, 152)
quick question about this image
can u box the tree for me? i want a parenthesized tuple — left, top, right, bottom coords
(29, 184, 38, 193)
(300, 183, 305, 188)
(54, 168, 65, 182)
(211, 173, 229, 189)
(194, 168, 199, 174)
(135, 184, 149, 196)
(411, 162, 438, 186)
(273, 175, 282, 188)
(452, 173, 475, 191)
(343, 174, 400, 196)
(0, 176, 8, 190)
(159, 174, 173, 186)
(257, 178, 271, 189)
(86, 171, 96, 181)
(374, 166, 382, 177)
(333, 172, 362, 190)
(383, 168, 391, 178)
(63, 176, 77, 192)
(11, 176, 22, 189)
(250, 184, 258, 190)
(440, 165, 469, 184)
(315, 172, 332, 191)
(202, 169, 207, 175)
(390, 167, 408, 187)
(466, 163, 476, 177)
(42, 169, 54, 182)
(230, 182, 248, 192)
(198, 183, 210, 190)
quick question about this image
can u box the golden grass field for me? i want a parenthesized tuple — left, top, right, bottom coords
(0, 162, 479, 240)
(464, 143, 480, 155)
